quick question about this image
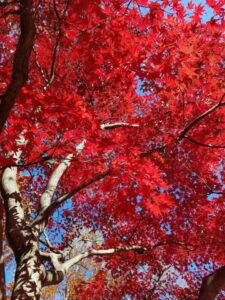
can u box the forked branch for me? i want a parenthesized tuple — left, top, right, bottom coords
(41, 244, 146, 284)
(32, 169, 110, 233)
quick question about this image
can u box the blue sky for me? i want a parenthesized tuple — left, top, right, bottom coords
(182, 0, 214, 22)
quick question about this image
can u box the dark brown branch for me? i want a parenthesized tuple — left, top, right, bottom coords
(185, 136, 225, 149)
(179, 93, 225, 140)
(0, 0, 35, 134)
(0, 9, 20, 18)
(43, 0, 69, 90)
(150, 265, 171, 298)
(198, 266, 225, 300)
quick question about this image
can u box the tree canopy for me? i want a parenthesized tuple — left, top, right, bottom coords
(0, 0, 225, 299)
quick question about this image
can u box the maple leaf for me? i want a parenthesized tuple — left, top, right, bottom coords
(0, 0, 224, 299)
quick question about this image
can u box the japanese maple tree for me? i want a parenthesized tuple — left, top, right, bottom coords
(0, 0, 225, 299)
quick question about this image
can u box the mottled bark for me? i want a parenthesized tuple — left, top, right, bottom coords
(0, 0, 35, 134)
(11, 241, 45, 300)
(0, 163, 144, 299)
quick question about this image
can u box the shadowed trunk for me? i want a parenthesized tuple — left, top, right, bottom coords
(0, 199, 5, 300)
(198, 267, 225, 300)
(11, 239, 45, 300)
(0, 0, 35, 134)
(0, 166, 65, 299)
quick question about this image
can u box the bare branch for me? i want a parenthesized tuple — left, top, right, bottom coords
(0, 9, 20, 18)
(150, 265, 172, 297)
(179, 93, 225, 140)
(40, 154, 73, 209)
(43, 0, 69, 90)
(41, 245, 145, 275)
(100, 122, 139, 130)
(63, 245, 146, 272)
(32, 46, 49, 83)
(185, 136, 225, 149)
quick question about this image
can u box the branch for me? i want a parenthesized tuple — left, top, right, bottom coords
(179, 93, 225, 140)
(198, 266, 225, 300)
(42, 0, 69, 90)
(32, 46, 49, 84)
(43, 270, 64, 287)
(41, 244, 145, 276)
(1, 167, 24, 222)
(152, 240, 197, 251)
(151, 265, 171, 296)
(32, 169, 110, 233)
(0, 9, 20, 18)
(0, 0, 35, 134)
(100, 122, 139, 130)
(185, 136, 225, 149)
(40, 140, 86, 209)
(40, 154, 73, 209)
(63, 245, 146, 272)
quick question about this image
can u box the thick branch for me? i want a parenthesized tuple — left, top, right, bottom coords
(43, 270, 64, 286)
(0, 0, 35, 133)
(100, 122, 139, 130)
(41, 245, 145, 278)
(198, 266, 225, 300)
(63, 245, 145, 272)
(40, 154, 73, 209)
(185, 136, 225, 149)
(0, 9, 20, 18)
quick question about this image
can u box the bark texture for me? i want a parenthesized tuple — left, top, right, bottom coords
(0, 199, 5, 300)
(0, 0, 35, 134)
(0, 160, 143, 299)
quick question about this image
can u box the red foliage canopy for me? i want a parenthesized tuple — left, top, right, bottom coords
(0, 0, 225, 298)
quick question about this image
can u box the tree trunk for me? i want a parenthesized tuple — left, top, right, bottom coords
(0, 198, 5, 300)
(0, 0, 35, 134)
(11, 242, 45, 300)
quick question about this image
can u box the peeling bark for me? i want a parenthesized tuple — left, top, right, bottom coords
(0, 0, 35, 134)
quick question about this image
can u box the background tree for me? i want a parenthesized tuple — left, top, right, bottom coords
(0, 0, 225, 299)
